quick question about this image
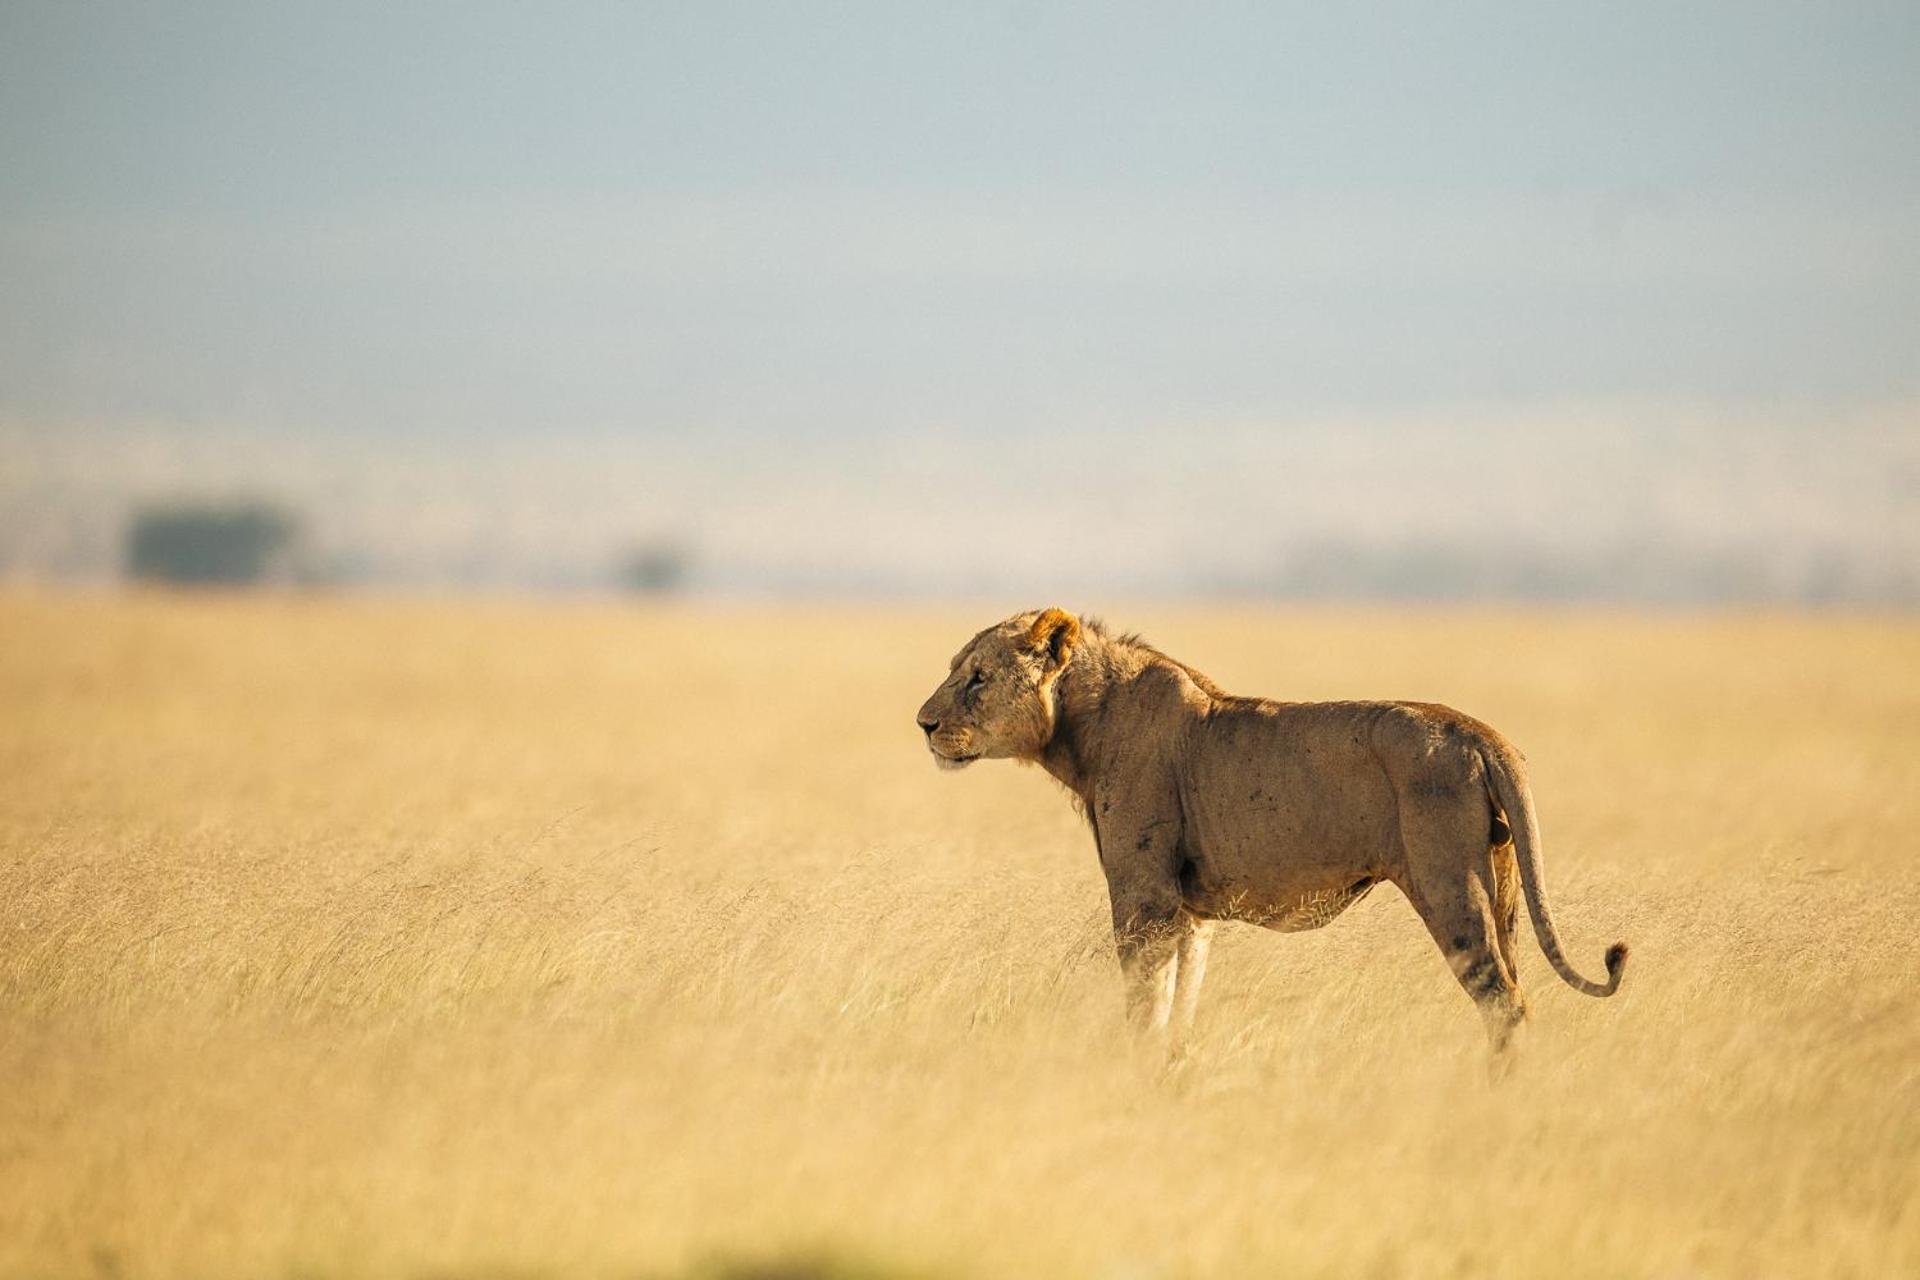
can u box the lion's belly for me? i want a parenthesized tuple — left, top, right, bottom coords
(1175, 704, 1401, 929)
(1178, 859, 1379, 931)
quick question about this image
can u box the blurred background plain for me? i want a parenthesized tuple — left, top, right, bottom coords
(2, 2, 1914, 602)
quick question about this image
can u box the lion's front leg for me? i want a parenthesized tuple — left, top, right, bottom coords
(1095, 783, 1188, 1039)
(1112, 900, 1183, 1033)
(1171, 913, 1212, 1043)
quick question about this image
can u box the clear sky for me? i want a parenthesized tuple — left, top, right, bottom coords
(1, 4, 1916, 594)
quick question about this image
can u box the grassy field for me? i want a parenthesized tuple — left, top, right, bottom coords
(1, 592, 1915, 1279)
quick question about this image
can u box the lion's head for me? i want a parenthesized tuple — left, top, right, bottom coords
(915, 607, 1081, 770)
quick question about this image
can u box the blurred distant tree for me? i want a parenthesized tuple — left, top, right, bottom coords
(618, 541, 691, 594)
(125, 502, 302, 585)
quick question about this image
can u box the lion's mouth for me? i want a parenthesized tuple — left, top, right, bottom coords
(931, 749, 979, 771)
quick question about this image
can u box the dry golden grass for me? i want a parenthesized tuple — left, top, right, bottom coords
(1, 592, 1916, 1279)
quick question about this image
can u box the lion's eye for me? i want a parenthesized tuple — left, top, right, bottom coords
(965, 671, 986, 691)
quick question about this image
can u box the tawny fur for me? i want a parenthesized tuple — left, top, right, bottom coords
(916, 608, 1629, 1065)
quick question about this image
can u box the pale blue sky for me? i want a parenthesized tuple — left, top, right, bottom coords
(5, 4, 1917, 207)
(4, 2, 1916, 430)
(1, 4, 1915, 594)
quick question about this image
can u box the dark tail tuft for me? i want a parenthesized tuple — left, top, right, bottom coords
(1604, 942, 1630, 993)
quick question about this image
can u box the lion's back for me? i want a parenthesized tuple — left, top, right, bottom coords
(1177, 697, 1512, 878)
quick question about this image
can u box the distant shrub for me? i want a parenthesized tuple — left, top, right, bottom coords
(618, 541, 691, 594)
(125, 502, 302, 586)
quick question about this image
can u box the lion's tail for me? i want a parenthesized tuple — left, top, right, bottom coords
(1479, 745, 1628, 998)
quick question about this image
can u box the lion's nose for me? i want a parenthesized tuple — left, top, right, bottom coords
(918, 716, 939, 737)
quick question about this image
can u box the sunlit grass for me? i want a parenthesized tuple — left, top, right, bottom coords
(1, 593, 1915, 1278)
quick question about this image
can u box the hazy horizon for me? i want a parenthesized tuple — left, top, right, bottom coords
(3, 4, 1915, 599)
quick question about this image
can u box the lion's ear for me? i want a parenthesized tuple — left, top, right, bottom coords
(1025, 607, 1081, 672)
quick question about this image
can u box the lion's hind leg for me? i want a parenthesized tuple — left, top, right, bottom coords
(1398, 794, 1531, 1073)
(1490, 839, 1523, 986)
(1410, 869, 1531, 1073)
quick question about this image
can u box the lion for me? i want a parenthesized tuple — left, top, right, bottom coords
(915, 607, 1628, 1065)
